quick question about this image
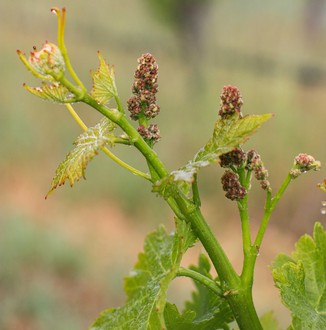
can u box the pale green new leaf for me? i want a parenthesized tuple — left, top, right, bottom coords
(91, 52, 118, 105)
(90, 219, 196, 330)
(272, 222, 326, 329)
(47, 118, 116, 197)
(154, 113, 272, 197)
(195, 113, 272, 162)
(23, 82, 77, 103)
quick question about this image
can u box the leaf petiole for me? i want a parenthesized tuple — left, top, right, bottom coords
(52, 7, 87, 92)
(65, 103, 87, 131)
(176, 267, 223, 296)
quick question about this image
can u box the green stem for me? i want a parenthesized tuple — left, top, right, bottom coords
(238, 195, 254, 285)
(254, 174, 292, 249)
(146, 159, 161, 182)
(59, 76, 85, 100)
(270, 173, 293, 212)
(174, 202, 239, 288)
(112, 137, 132, 146)
(114, 95, 125, 114)
(185, 204, 262, 330)
(178, 204, 261, 328)
(239, 197, 251, 253)
(229, 288, 263, 330)
(192, 174, 201, 207)
(176, 267, 223, 296)
(237, 169, 254, 285)
(65, 103, 88, 130)
(234, 173, 293, 327)
(54, 7, 87, 91)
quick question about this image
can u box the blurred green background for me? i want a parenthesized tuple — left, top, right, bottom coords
(1, 0, 326, 328)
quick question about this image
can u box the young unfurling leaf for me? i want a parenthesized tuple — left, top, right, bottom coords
(194, 113, 273, 162)
(23, 82, 77, 103)
(91, 52, 118, 105)
(46, 117, 116, 197)
(272, 222, 326, 329)
(154, 113, 272, 198)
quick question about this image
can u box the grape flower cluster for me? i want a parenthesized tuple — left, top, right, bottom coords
(290, 153, 321, 178)
(127, 53, 161, 145)
(219, 85, 243, 118)
(220, 148, 271, 201)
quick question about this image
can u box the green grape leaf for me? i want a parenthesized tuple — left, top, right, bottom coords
(185, 254, 233, 328)
(91, 52, 118, 105)
(90, 219, 196, 330)
(271, 222, 326, 329)
(165, 254, 233, 329)
(195, 113, 273, 162)
(46, 117, 116, 197)
(23, 82, 77, 103)
(164, 303, 198, 330)
(154, 113, 272, 198)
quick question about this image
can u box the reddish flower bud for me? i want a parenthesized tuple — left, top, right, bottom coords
(137, 124, 160, 144)
(289, 169, 301, 179)
(260, 179, 271, 191)
(246, 150, 270, 190)
(246, 150, 259, 171)
(219, 148, 246, 168)
(219, 85, 243, 118)
(291, 153, 321, 178)
(294, 153, 320, 171)
(128, 53, 160, 121)
(221, 170, 247, 201)
(127, 96, 141, 120)
(144, 103, 160, 118)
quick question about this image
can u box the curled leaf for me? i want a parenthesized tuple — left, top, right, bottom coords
(23, 82, 76, 103)
(46, 117, 116, 198)
(91, 52, 117, 105)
